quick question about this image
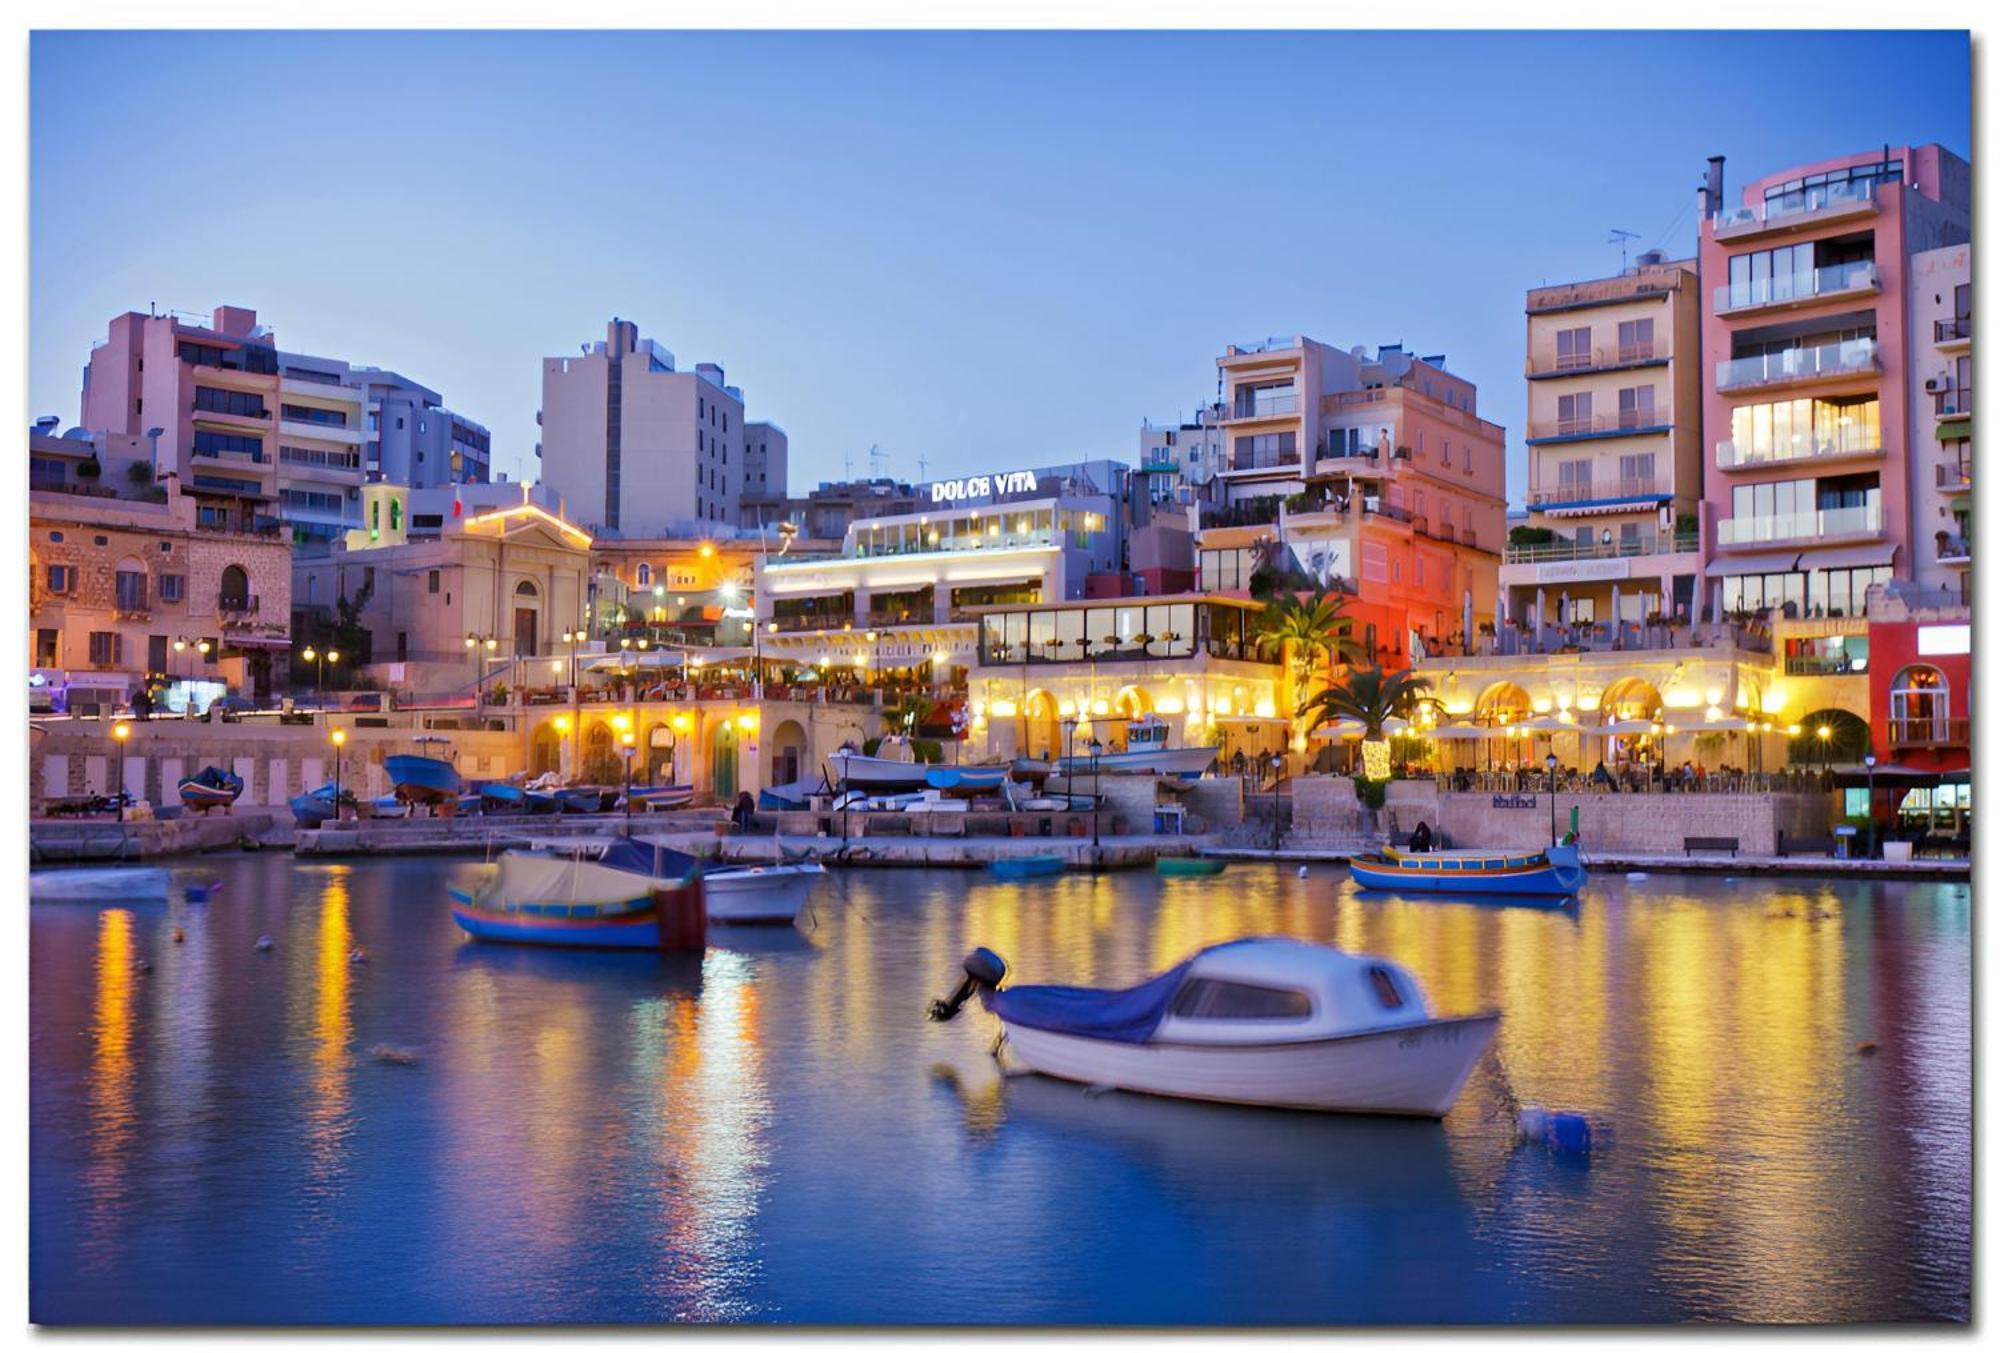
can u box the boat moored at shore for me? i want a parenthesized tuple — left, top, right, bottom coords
(1348, 843, 1587, 898)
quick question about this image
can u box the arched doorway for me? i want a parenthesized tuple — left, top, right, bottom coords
(1023, 689, 1060, 760)
(530, 722, 561, 776)
(582, 722, 616, 784)
(769, 718, 808, 787)
(1791, 708, 1870, 768)
(1112, 685, 1154, 751)
(1473, 681, 1533, 726)
(512, 579, 541, 657)
(712, 719, 739, 799)
(647, 724, 677, 786)
(1597, 677, 1665, 768)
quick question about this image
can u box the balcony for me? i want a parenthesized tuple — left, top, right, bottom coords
(1224, 448, 1302, 474)
(1935, 533, 1971, 567)
(1887, 717, 1969, 751)
(1932, 389, 1972, 419)
(1198, 497, 1281, 530)
(1714, 177, 1879, 239)
(1318, 442, 1381, 465)
(768, 611, 856, 634)
(1228, 392, 1299, 421)
(1934, 316, 1971, 348)
(1715, 502, 1881, 547)
(1715, 337, 1878, 393)
(193, 445, 269, 466)
(1713, 261, 1878, 317)
(1526, 476, 1668, 510)
(1524, 343, 1664, 379)
(1502, 533, 1702, 566)
(1715, 435, 1883, 471)
(1936, 463, 1971, 494)
(1525, 412, 1671, 444)
(219, 595, 261, 621)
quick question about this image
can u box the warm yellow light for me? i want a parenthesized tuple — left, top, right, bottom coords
(698, 543, 715, 558)
(766, 622, 777, 634)
(197, 641, 211, 656)
(1058, 698, 1076, 718)
(991, 698, 1018, 718)
(1531, 697, 1553, 714)
(612, 713, 632, 732)
(111, 722, 131, 742)
(1360, 738, 1392, 780)
(550, 659, 563, 673)
(1788, 723, 1803, 737)
(1091, 699, 1109, 716)
(173, 639, 186, 653)
(736, 713, 757, 732)
(1817, 725, 1832, 741)
(554, 715, 572, 733)
(1253, 698, 1277, 719)
(1214, 697, 1232, 716)
(933, 652, 953, 669)
(1156, 696, 1184, 715)
(327, 650, 341, 664)
(670, 713, 692, 733)
(330, 729, 347, 747)
(304, 646, 318, 661)
(485, 638, 497, 652)
(620, 731, 636, 747)
(1705, 705, 1723, 720)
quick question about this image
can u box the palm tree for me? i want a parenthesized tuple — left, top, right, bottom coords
(1299, 666, 1437, 739)
(1252, 586, 1366, 702)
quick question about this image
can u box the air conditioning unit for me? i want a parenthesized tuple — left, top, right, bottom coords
(1924, 377, 1942, 392)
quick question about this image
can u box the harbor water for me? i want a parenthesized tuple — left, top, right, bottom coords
(30, 856, 1970, 1324)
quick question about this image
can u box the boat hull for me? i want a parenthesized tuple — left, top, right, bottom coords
(830, 753, 931, 792)
(449, 897, 662, 949)
(290, 787, 338, 827)
(999, 1013, 1499, 1118)
(628, 785, 695, 811)
(1156, 857, 1225, 877)
(989, 855, 1067, 880)
(1056, 746, 1216, 779)
(1348, 845, 1587, 898)
(478, 783, 527, 809)
(31, 867, 172, 904)
(924, 766, 1009, 798)
(703, 865, 822, 924)
(385, 755, 461, 803)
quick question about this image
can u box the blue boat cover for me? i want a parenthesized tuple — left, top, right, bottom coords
(597, 839, 701, 882)
(988, 959, 1194, 1044)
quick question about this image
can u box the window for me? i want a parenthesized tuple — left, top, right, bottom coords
(193, 430, 265, 460)
(159, 574, 185, 603)
(219, 565, 250, 609)
(1557, 392, 1593, 434)
(1169, 978, 1312, 1020)
(1617, 452, 1657, 487)
(636, 563, 652, 588)
(427, 570, 441, 594)
(1617, 385, 1656, 428)
(1617, 317, 1655, 362)
(35, 629, 58, 666)
(1366, 965, 1405, 1010)
(88, 631, 121, 667)
(1890, 665, 1950, 738)
(46, 564, 74, 594)
(193, 387, 268, 419)
(114, 566, 148, 612)
(1555, 326, 1592, 370)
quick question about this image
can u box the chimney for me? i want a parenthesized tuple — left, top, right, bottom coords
(213, 305, 258, 337)
(1704, 156, 1726, 219)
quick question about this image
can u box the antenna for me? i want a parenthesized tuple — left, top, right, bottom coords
(868, 444, 887, 478)
(1608, 228, 1639, 271)
(842, 447, 853, 479)
(916, 453, 929, 481)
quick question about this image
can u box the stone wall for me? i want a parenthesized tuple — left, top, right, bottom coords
(1291, 775, 1364, 840)
(1433, 789, 1831, 855)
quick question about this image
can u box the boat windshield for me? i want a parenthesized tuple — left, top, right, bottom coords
(1168, 978, 1312, 1020)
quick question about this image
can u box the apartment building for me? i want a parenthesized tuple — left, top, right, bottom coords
(739, 421, 790, 531)
(339, 367, 492, 489)
(538, 318, 755, 538)
(1907, 243, 1972, 597)
(1501, 254, 1704, 627)
(1193, 337, 1507, 658)
(1698, 146, 1971, 621)
(1137, 401, 1226, 510)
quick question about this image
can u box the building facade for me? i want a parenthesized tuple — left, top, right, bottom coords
(29, 429, 293, 710)
(538, 318, 759, 537)
(1503, 254, 1704, 627)
(739, 421, 790, 531)
(1907, 243, 1972, 597)
(1698, 145, 1972, 621)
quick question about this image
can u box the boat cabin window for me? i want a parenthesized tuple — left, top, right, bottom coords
(1366, 965, 1405, 1010)
(1170, 978, 1311, 1020)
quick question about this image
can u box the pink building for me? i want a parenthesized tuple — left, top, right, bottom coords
(1698, 145, 1970, 621)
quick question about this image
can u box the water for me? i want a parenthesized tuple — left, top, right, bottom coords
(30, 857, 1970, 1325)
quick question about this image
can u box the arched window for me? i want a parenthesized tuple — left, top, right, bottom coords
(1890, 665, 1949, 740)
(389, 498, 402, 532)
(515, 579, 539, 598)
(219, 564, 250, 609)
(636, 564, 652, 588)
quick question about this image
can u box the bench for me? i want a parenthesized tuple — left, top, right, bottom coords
(1776, 833, 1838, 858)
(1684, 836, 1740, 857)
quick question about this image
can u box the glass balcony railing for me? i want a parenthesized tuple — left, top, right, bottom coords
(1714, 261, 1877, 314)
(1525, 476, 1665, 507)
(1526, 411, 1669, 441)
(1503, 534, 1700, 565)
(1715, 502, 1881, 546)
(1715, 435, 1882, 469)
(1230, 393, 1299, 419)
(1715, 337, 1877, 391)
(1934, 316, 1971, 344)
(1716, 177, 1879, 233)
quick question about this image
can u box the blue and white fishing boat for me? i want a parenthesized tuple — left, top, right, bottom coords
(557, 786, 616, 814)
(477, 781, 528, 811)
(178, 765, 244, 812)
(1347, 842, 1587, 898)
(384, 752, 461, 805)
(829, 742, 931, 792)
(1054, 716, 1215, 780)
(290, 783, 339, 827)
(924, 764, 1010, 798)
(450, 841, 705, 949)
(626, 784, 695, 812)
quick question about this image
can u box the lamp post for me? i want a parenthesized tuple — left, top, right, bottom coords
(1544, 751, 1560, 845)
(1089, 736, 1103, 852)
(465, 634, 501, 708)
(111, 721, 131, 822)
(1863, 750, 1878, 859)
(621, 730, 637, 824)
(1061, 714, 1078, 783)
(1816, 723, 1833, 773)
(1270, 752, 1284, 853)
(331, 727, 348, 816)
(301, 645, 341, 720)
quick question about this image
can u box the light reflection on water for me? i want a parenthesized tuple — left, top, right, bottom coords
(29, 857, 1969, 1325)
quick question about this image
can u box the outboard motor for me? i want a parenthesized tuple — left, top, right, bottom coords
(928, 947, 1008, 1022)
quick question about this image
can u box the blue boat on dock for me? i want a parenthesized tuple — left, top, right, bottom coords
(384, 754, 461, 805)
(989, 854, 1067, 880)
(178, 766, 244, 813)
(925, 765, 1010, 798)
(290, 783, 339, 827)
(558, 786, 616, 814)
(1347, 843, 1587, 898)
(478, 782, 528, 811)
(626, 784, 695, 812)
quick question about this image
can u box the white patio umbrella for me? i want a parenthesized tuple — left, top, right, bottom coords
(1426, 722, 1496, 740)
(1307, 718, 1369, 741)
(1600, 718, 1662, 736)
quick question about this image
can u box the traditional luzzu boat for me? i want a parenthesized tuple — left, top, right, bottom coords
(290, 783, 339, 827)
(924, 764, 1010, 798)
(1055, 716, 1216, 780)
(384, 753, 461, 806)
(449, 842, 706, 949)
(929, 937, 1498, 1118)
(177, 766, 244, 812)
(557, 786, 616, 814)
(1347, 842, 1588, 899)
(536, 836, 825, 926)
(625, 784, 695, 812)
(989, 854, 1066, 880)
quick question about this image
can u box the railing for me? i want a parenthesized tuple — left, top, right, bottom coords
(1319, 442, 1381, 462)
(1716, 177, 1878, 233)
(1716, 502, 1882, 546)
(1933, 389, 1972, 417)
(1526, 411, 1669, 440)
(1714, 261, 1877, 314)
(1887, 717, 1969, 750)
(848, 530, 1061, 559)
(1230, 393, 1298, 419)
(1715, 337, 1877, 391)
(1526, 343, 1660, 377)
(1936, 463, 1971, 491)
(767, 612, 856, 634)
(1783, 654, 1862, 676)
(218, 595, 260, 614)
(1197, 497, 1281, 529)
(1526, 476, 1665, 507)
(1503, 534, 1699, 565)
(1227, 448, 1302, 472)
(1936, 534, 1971, 562)
(1934, 316, 1971, 343)
(193, 446, 268, 464)
(1476, 617, 1773, 657)
(1716, 435, 1882, 469)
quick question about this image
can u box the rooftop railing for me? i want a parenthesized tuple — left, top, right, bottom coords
(1526, 475, 1666, 507)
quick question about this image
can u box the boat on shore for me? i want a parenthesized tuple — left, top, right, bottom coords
(924, 765, 1011, 798)
(929, 936, 1498, 1117)
(478, 782, 528, 812)
(829, 743, 932, 792)
(1054, 717, 1215, 780)
(626, 784, 695, 812)
(989, 854, 1067, 880)
(290, 783, 339, 827)
(557, 786, 617, 814)
(1009, 758, 1054, 785)
(1347, 843, 1587, 898)
(31, 867, 173, 904)
(178, 766, 244, 812)
(449, 844, 705, 949)
(384, 753, 461, 805)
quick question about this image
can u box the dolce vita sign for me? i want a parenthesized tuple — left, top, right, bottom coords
(930, 470, 1039, 503)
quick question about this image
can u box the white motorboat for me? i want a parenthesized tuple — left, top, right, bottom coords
(701, 861, 826, 924)
(1055, 715, 1215, 779)
(930, 936, 1497, 1117)
(828, 740, 931, 792)
(31, 867, 172, 904)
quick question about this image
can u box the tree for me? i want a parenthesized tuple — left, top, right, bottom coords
(1252, 585, 1366, 704)
(1299, 666, 1438, 739)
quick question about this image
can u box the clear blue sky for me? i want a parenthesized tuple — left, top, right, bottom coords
(31, 30, 1969, 503)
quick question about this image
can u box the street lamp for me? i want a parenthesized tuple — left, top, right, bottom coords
(1270, 752, 1284, 853)
(111, 721, 131, 822)
(465, 634, 501, 706)
(1089, 736, 1103, 852)
(331, 727, 348, 815)
(1816, 723, 1833, 771)
(301, 645, 340, 718)
(1863, 750, 1878, 859)
(1544, 751, 1560, 845)
(1061, 714, 1078, 781)
(620, 730, 637, 823)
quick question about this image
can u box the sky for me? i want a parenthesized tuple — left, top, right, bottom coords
(30, 30, 1970, 504)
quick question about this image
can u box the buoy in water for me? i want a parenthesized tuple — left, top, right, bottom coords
(134, 959, 152, 974)
(1518, 1105, 1600, 1156)
(1857, 1040, 1879, 1055)
(172, 928, 185, 944)
(254, 935, 274, 952)
(349, 947, 369, 965)
(1297, 865, 1309, 878)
